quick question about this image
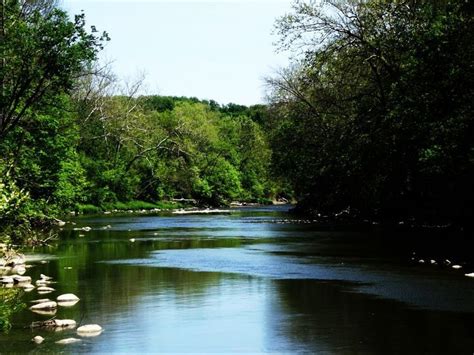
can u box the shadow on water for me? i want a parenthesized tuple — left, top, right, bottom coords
(1, 206, 473, 353)
(272, 279, 474, 354)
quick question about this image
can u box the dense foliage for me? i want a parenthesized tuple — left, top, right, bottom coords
(268, 0, 473, 223)
(0, 0, 279, 245)
(75, 93, 275, 207)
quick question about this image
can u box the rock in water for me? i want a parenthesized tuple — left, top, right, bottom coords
(58, 300, 80, 307)
(31, 298, 51, 304)
(55, 219, 67, 227)
(0, 276, 14, 284)
(37, 286, 55, 293)
(57, 293, 80, 302)
(54, 319, 77, 328)
(40, 274, 53, 280)
(23, 284, 35, 292)
(452, 265, 462, 269)
(55, 338, 81, 345)
(32, 319, 77, 329)
(32, 335, 44, 344)
(13, 275, 32, 284)
(31, 308, 57, 316)
(465, 272, 474, 278)
(30, 301, 57, 310)
(77, 324, 103, 337)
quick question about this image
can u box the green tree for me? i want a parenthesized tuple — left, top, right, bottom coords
(269, 0, 473, 221)
(0, 0, 108, 138)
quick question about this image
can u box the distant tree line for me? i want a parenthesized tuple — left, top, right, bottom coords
(267, 0, 473, 225)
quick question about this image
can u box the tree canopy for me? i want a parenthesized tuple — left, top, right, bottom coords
(268, 0, 473, 223)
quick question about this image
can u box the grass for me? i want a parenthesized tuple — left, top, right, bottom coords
(75, 200, 183, 215)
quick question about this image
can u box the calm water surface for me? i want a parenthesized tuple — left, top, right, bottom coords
(1, 206, 473, 353)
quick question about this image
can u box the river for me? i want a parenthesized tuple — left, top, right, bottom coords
(1, 205, 473, 353)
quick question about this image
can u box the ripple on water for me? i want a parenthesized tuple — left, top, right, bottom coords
(102, 246, 474, 313)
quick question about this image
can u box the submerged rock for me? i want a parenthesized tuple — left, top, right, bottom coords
(31, 308, 57, 316)
(32, 319, 76, 329)
(58, 300, 79, 307)
(36, 279, 52, 286)
(31, 298, 52, 304)
(55, 338, 81, 345)
(172, 208, 231, 215)
(32, 335, 44, 344)
(55, 219, 67, 227)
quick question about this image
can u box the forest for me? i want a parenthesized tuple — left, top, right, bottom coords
(1, 0, 473, 245)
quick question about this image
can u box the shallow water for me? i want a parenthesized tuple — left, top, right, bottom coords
(1, 206, 473, 353)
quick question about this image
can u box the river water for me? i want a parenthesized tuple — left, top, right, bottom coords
(1, 206, 473, 353)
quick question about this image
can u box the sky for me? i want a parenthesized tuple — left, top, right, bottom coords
(62, 0, 293, 105)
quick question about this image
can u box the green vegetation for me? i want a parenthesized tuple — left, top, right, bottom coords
(2, 0, 471, 246)
(76, 94, 276, 208)
(0, 1, 282, 244)
(0, 288, 25, 332)
(267, 0, 473, 224)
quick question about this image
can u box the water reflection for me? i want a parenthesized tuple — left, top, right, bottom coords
(0, 206, 473, 353)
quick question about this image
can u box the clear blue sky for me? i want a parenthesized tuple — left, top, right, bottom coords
(62, 0, 293, 105)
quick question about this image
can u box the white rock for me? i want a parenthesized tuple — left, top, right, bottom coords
(81, 226, 92, 232)
(129, 238, 136, 242)
(452, 265, 462, 269)
(30, 301, 57, 310)
(36, 279, 51, 286)
(77, 324, 103, 335)
(57, 293, 80, 302)
(21, 283, 35, 291)
(418, 259, 425, 264)
(32, 335, 44, 344)
(40, 273, 53, 280)
(37, 286, 55, 292)
(465, 272, 474, 278)
(13, 275, 31, 284)
(12, 265, 26, 275)
(1, 276, 14, 284)
(31, 308, 57, 316)
(55, 338, 81, 345)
